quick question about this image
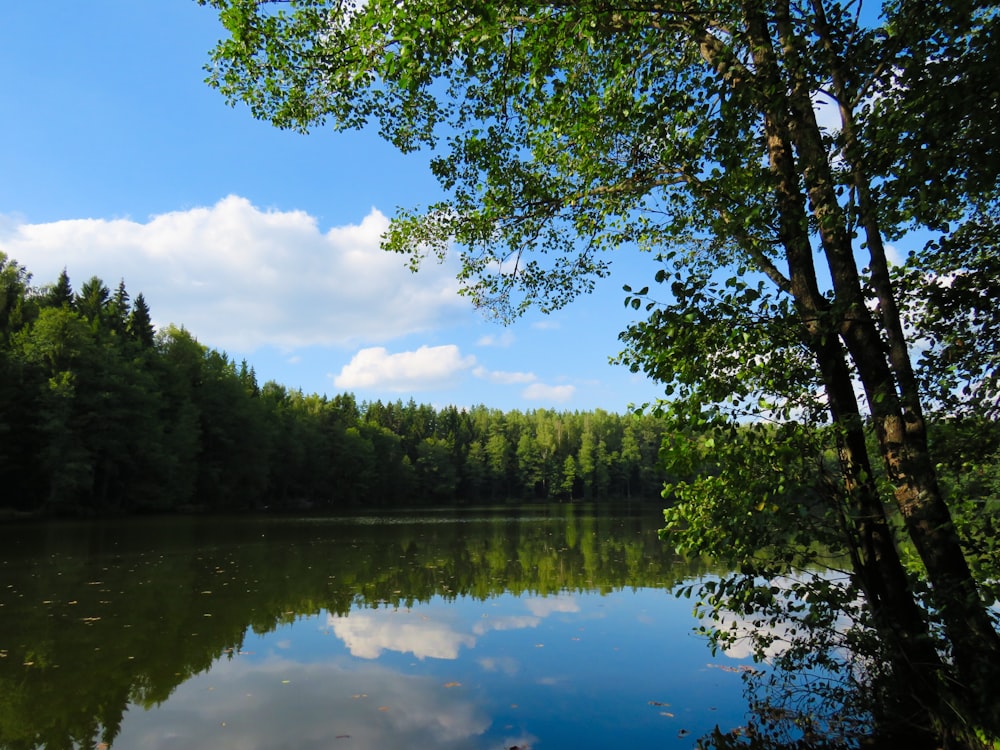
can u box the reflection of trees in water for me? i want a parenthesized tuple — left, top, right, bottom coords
(0, 508, 709, 750)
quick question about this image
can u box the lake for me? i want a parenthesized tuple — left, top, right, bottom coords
(0, 504, 754, 749)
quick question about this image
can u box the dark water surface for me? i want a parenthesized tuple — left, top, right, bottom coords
(0, 504, 752, 749)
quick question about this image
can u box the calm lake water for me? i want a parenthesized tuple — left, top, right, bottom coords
(0, 504, 754, 749)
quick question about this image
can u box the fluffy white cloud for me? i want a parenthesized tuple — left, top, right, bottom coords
(0, 195, 470, 351)
(333, 344, 477, 391)
(522, 383, 576, 402)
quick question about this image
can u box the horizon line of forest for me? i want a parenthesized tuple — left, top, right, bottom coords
(0, 256, 675, 516)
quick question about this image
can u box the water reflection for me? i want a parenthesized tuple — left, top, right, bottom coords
(0, 505, 749, 749)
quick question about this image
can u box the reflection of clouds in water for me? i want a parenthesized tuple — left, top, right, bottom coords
(329, 609, 476, 659)
(716, 617, 798, 661)
(708, 573, 860, 662)
(524, 595, 579, 617)
(477, 655, 520, 675)
(473, 615, 540, 634)
(115, 656, 490, 749)
(474, 595, 579, 634)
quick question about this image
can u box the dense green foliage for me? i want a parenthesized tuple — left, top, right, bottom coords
(0, 256, 669, 515)
(197, 0, 1000, 746)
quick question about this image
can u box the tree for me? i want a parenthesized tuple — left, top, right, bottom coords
(201, 0, 1000, 743)
(126, 293, 156, 349)
(75, 276, 111, 331)
(40, 267, 74, 311)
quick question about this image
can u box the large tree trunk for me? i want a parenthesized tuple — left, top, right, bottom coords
(768, 1, 1000, 717)
(738, 2, 999, 743)
(809, 1, 1000, 717)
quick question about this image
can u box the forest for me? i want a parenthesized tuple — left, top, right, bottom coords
(0, 255, 671, 516)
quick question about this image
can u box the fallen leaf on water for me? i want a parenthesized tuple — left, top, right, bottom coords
(661, 712, 675, 717)
(443, 682, 461, 688)
(377, 706, 389, 712)
(281, 680, 291, 684)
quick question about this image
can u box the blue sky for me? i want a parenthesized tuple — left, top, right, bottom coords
(0, 1, 671, 413)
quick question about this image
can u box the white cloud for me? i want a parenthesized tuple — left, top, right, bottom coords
(472, 366, 537, 385)
(883, 242, 903, 267)
(476, 331, 515, 347)
(0, 196, 470, 351)
(522, 383, 576, 402)
(531, 319, 561, 330)
(333, 344, 477, 391)
(812, 90, 842, 134)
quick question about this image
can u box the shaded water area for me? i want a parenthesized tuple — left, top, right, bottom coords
(0, 504, 754, 749)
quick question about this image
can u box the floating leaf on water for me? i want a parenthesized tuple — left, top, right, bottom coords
(443, 681, 461, 688)
(281, 680, 291, 684)
(377, 706, 389, 712)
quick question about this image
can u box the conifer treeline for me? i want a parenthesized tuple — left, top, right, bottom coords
(0, 254, 669, 515)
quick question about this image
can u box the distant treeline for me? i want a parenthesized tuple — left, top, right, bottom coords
(0, 255, 670, 515)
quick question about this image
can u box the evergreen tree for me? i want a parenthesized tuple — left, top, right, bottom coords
(40, 267, 74, 310)
(126, 293, 155, 349)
